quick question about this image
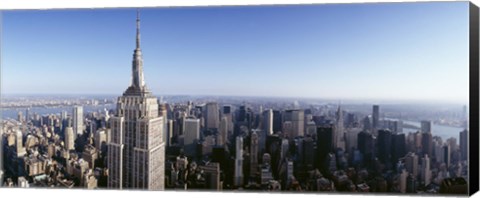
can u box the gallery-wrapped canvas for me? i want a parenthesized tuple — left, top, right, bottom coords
(0, 0, 478, 197)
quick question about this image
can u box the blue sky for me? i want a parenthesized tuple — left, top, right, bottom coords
(1, 2, 470, 103)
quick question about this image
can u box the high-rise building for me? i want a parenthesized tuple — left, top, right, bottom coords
(61, 110, 68, 121)
(391, 133, 406, 164)
(167, 119, 174, 146)
(399, 169, 408, 193)
(205, 102, 220, 130)
(459, 129, 468, 161)
(421, 132, 433, 158)
(95, 129, 108, 153)
(73, 106, 84, 137)
(372, 105, 380, 133)
(16, 129, 26, 157)
(218, 116, 228, 146)
(281, 139, 289, 161)
(234, 136, 244, 187)
(345, 127, 361, 156)
(286, 160, 294, 187)
(262, 109, 274, 135)
(107, 11, 165, 190)
(420, 120, 432, 133)
(420, 154, 431, 186)
(222, 105, 233, 134)
(282, 121, 293, 139)
(377, 129, 392, 165)
(317, 126, 334, 165)
(83, 145, 99, 169)
(357, 131, 375, 163)
(159, 103, 168, 148)
(443, 144, 451, 168)
(200, 162, 222, 190)
(272, 110, 283, 134)
(250, 131, 259, 177)
(335, 105, 345, 151)
(363, 116, 371, 132)
(405, 152, 419, 179)
(283, 109, 304, 139)
(302, 137, 315, 170)
(222, 105, 231, 115)
(434, 139, 445, 164)
(65, 127, 75, 151)
(305, 121, 317, 137)
(25, 108, 31, 123)
(184, 117, 200, 157)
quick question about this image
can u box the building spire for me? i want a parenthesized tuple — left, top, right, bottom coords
(130, 8, 145, 90)
(136, 9, 141, 49)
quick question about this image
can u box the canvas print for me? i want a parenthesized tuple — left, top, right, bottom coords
(0, 1, 475, 196)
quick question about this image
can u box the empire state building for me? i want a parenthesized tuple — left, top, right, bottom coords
(107, 10, 165, 190)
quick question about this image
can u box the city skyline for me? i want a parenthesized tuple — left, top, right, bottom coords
(2, 2, 470, 103)
(0, 2, 473, 193)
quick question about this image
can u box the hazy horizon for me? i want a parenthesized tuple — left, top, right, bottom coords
(0, 92, 469, 106)
(1, 2, 470, 104)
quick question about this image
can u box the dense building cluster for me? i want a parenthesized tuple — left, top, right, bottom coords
(0, 101, 469, 194)
(161, 102, 469, 194)
(0, 10, 469, 195)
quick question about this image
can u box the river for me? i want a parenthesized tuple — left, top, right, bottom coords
(1, 104, 114, 120)
(399, 120, 465, 141)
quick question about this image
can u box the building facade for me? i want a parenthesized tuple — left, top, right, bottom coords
(107, 10, 165, 190)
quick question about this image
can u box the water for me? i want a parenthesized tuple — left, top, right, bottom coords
(401, 120, 465, 141)
(1, 104, 115, 120)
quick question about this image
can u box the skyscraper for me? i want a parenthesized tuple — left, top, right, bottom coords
(421, 154, 432, 186)
(73, 106, 84, 137)
(391, 133, 406, 164)
(65, 127, 75, 151)
(250, 131, 259, 177)
(25, 108, 30, 123)
(317, 126, 334, 168)
(420, 120, 432, 133)
(262, 109, 274, 135)
(272, 110, 283, 134)
(218, 116, 228, 146)
(205, 102, 220, 130)
(18, 111, 24, 123)
(377, 129, 392, 165)
(107, 10, 165, 190)
(459, 129, 468, 161)
(283, 109, 304, 139)
(234, 136, 244, 187)
(357, 131, 375, 164)
(335, 105, 345, 151)
(159, 103, 168, 148)
(405, 152, 419, 179)
(443, 144, 451, 168)
(15, 129, 26, 157)
(184, 117, 200, 157)
(421, 132, 433, 158)
(372, 105, 380, 134)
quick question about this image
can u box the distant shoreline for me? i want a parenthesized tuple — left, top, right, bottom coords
(1, 94, 467, 106)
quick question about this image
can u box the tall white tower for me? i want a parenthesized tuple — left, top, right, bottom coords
(65, 127, 75, 150)
(73, 106, 84, 137)
(263, 109, 273, 135)
(107, 10, 165, 190)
